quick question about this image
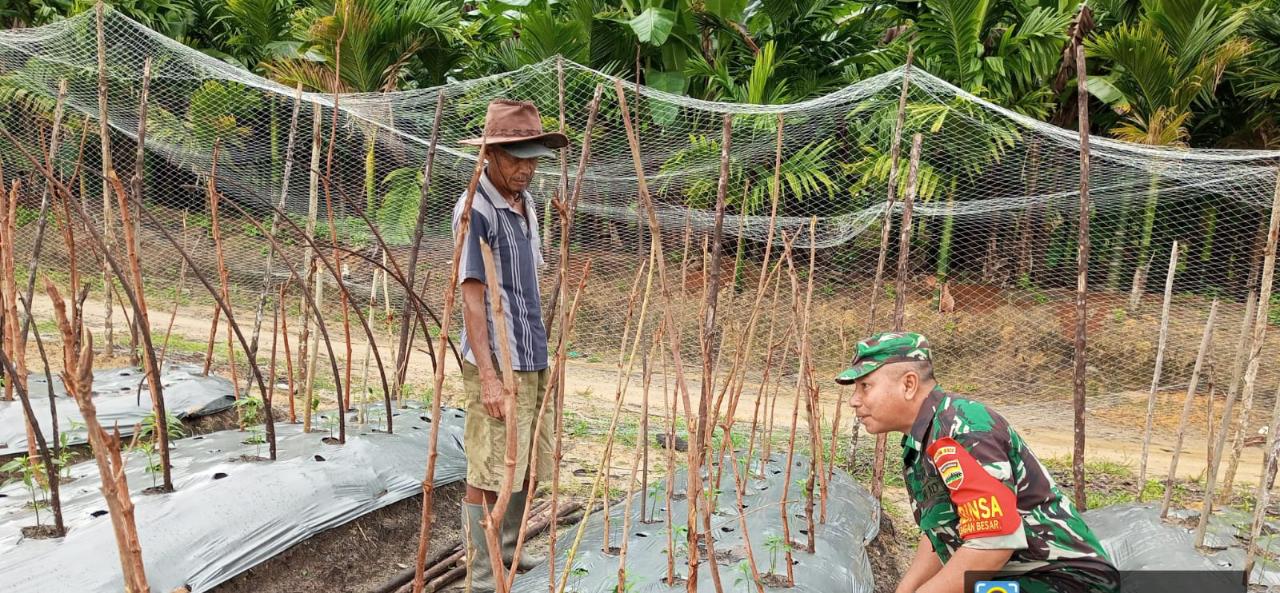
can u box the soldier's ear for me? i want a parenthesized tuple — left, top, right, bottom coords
(901, 369, 919, 400)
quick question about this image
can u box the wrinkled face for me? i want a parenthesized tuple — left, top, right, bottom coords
(489, 146, 539, 194)
(847, 363, 921, 435)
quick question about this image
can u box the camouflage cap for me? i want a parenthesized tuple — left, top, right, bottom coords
(834, 332, 932, 385)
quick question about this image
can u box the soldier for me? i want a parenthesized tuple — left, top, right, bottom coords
(454, 99, 568, 593)
(837, 332, 1120, 593)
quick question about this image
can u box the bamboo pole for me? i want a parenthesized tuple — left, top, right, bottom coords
(48, 281, 149, 593)
(548, 84, 604, 593)
(1138, 240, 1180, 497)
(1159, 299, 1217, 518)
(247, 84, 305, 389)
(1242, 171, 1280, 577)
(394, 92, 446, 397)
(874, 133, 922, 500)
(1194, 291, 1258, 546)
(1071, 43, 1092, 510)
(866, 46, 915, 334)
(410, 139, 490, 593)
(95, 1, 117, 360)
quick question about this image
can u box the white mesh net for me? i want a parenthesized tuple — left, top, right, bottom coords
(4, 8, 1280, 445)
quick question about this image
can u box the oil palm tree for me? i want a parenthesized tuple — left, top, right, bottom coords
(1085, 0, 1252, 289)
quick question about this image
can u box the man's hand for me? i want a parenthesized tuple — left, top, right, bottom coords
(480, 370, 507, 420)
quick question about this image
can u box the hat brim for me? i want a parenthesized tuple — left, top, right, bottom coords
(493, 140, 558, 159)
(459, 131, 569, 150)
(834, 361, 881, 385)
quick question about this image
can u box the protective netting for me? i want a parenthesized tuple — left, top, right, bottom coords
(4, 8, 1280, 446)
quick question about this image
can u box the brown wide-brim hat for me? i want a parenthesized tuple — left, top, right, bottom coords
(460, 99, 569, 151)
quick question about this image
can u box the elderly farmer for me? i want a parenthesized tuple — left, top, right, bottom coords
(838, 332, 1120, 593)
(454, 99, 567, 592)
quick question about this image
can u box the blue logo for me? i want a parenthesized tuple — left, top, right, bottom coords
(974, 581, 1019, 593)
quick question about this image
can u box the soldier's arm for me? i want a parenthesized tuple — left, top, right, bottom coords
(927, 430, 1029, 551)
(913, 546, 1015, 593)
(895, 535, 943, 593)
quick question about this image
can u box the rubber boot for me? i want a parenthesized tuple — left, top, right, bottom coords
(502, 490, 546, 571)
(463, 502, 496, 593)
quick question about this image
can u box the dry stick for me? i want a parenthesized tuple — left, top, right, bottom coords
(410, 139, 491, 593)
(618, 339, 661, 593)
(549, 83, 605, 593)
(1194, 292, 1258, 547)
(698, 113, 733, 470)
(157, 213, 194, 369)
(18, 79, 68, 345)
(1071, 43, 1092, 511)
(203, 306, 221, 376)
(662, 327, 678, 585)
(762, 325, 796, 479)
(267, 294, 281, 452)
(111, 57, 174, 490)
(1159, 299, 1218, 518)
(826, 322, 850, 517)
(47, 282, 149, 592)
(543, 57, 572, 326)
(726, 442, 765, 593)
(17, 293, 65, 535)
(691, 233, 727, 593)
(360, 262, 380, 422)
(866, 45, 915, 334)
(800, 218, 824, 553)
(503, 261, 593, 593)
(874, 134, 922, 501)
(95, 0, 116, 360)
(281, 282, 298, 424)
(1243, 171, 1280, 577)
(746, 267, 787, 478)
(611, 79, 719, 593)
(321, 11, 351, 441)
(207, 143, 245, 433)
(1137, 240, 1180, 498)
(478, 238, 520, 593)
(301, 107, 323, 433)
(394, 92, 446, 398)
(779, 231, 804, 586)
(246, 84, 305, 396)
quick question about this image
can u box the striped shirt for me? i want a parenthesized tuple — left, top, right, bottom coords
(453, 171, 548, 372)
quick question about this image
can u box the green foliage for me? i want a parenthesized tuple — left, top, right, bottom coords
(1, 456, 48, 525)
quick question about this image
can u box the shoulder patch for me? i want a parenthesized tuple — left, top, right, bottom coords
(926, 436, 1021, 540)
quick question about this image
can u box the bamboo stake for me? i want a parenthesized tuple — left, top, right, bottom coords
(874, 133, 922, 500)
(1194, 291, 1257, 546)
(410, 139, 490, 593)
(247, 84, 305, 392)
(301, 106, 323, 434)
(282, 282, 297, 424)
(549, 85, 604, 593)
(95, 1, 116, 360)
(1159, 299, 1217, 518)
(802, 218, 825, 547)
(779, 231, 804, 586)
(618, 344, 659, 593)
(47, 281, 149, 592)
(867, 46, 915, 333)
(1138, 240, 1180, 497)
(1071, 43, 1092, 510)
(394, 92, 446, 397)
(1242, 171, 1280, 577)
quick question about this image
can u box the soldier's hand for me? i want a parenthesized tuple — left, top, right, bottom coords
(480, 372, 507, 420)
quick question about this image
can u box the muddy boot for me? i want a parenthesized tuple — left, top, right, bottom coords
(463, 502, 496, 593)
(502, 490, 546, 571)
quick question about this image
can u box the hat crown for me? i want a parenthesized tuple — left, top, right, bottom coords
(480, 99, 547, 140)
(853, 332, 931, 364)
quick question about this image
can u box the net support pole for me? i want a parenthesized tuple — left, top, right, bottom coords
(1137, 240, 1179, 498)
(1160, 299, 1218, 518)
(866, 46, 914, 335)
(873, 132, 922, 501)
(1243, 169, 1280, 578)
(95, 1, 116, 360)
(393, 92, 446, 401)
(1072, 43, 1091, 511)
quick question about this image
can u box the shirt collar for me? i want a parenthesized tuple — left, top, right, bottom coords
(901, 385, 945, 459)
(478, 168, 545, 268)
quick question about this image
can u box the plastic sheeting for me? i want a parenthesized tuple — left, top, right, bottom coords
(0, 364, 238, 453)
(0, 404, 467, 593)
(513, 453, 880, 593)
(1083, 503, 1280, 590)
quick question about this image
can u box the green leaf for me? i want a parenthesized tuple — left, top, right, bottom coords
(1085, 75, 1133, 115)
(703, 0, 747, 21)
(645, 70, 685, 126)
(629, 7, 676, 45)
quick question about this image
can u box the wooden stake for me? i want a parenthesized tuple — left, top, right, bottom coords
(18, 79, 67, 345)
(866, 46, 915, 333)
(95, 0, 117, 360)
(1071, 42, 1092, 510)
(301, 106, 323, 434)
(158, 213, 194, 369)
(1160, 299, 1217, 518)
(698, 113, 733, 469)
(282, 282, 297, 424)
(1138, 240, 1180, 497)
(1194, 292, 1257, 546)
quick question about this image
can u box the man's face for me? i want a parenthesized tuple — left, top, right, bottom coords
(847, 364, 918, 435)
(489, 145, 539, 193)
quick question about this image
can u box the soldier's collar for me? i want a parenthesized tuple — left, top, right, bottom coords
(904, 385, 945, 450)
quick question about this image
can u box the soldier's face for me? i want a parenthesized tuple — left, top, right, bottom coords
(847, 365, 919, 434)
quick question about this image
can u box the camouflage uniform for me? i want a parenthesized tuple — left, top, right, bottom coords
(837, 333, 1120, 593)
